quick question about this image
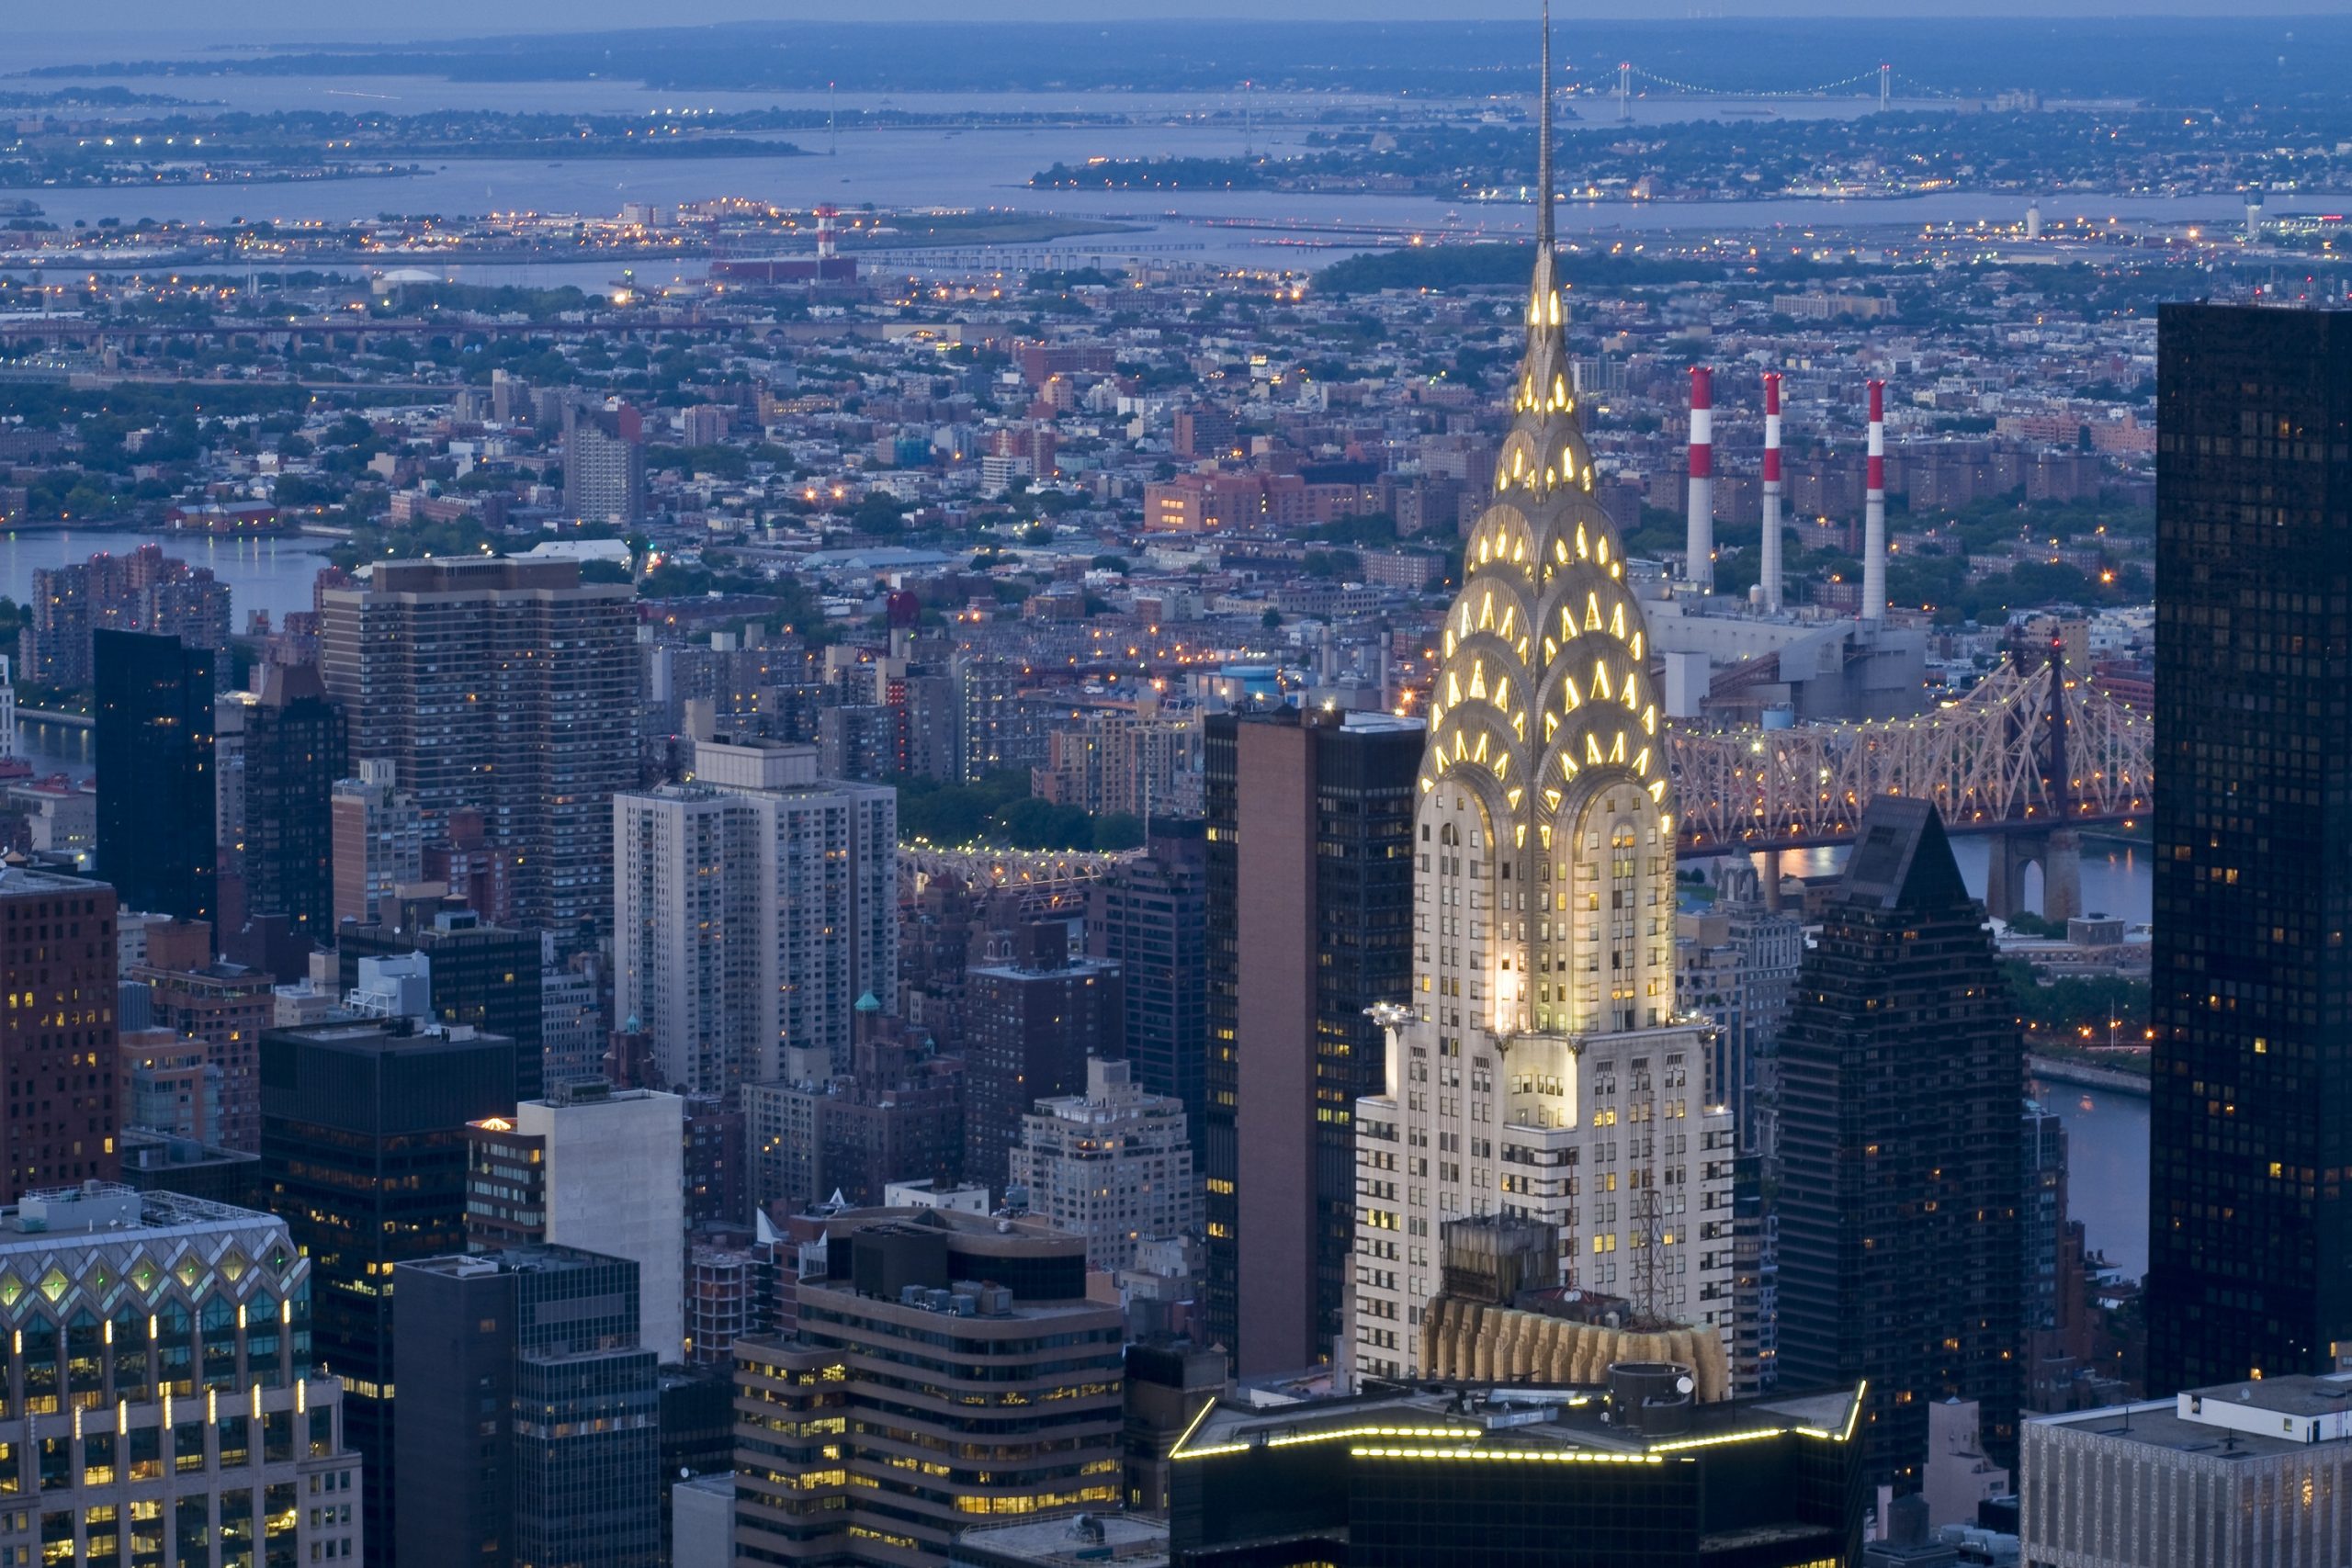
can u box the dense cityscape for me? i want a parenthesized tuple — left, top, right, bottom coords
(0, 6, 2338, 1566)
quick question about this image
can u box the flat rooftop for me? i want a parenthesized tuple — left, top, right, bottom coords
(0, 1184, 282, 1252)
(1173, 1381, 1863, 1462)
(2035, 1374, 2352, 1460)
(956, 1511, 1168, 1567)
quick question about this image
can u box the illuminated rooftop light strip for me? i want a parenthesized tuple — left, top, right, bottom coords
(1350, 1447, 1664, 1466)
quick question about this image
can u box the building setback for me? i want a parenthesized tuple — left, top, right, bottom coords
(1009, 1056, 1200, 1273)
(94, 628, 216, 930)
(319, 557, 639, 945)
(2146, 302, 2352, 1392)
(2023, 1377, 2352, 1567)
(1204, 706, 1418, 1377)
(338, 902, 548, 1102)
(394, 1245, 661, 1568)
(730, 1209, 1125, 1564)
(461, 1078, 687, 1363)
(1774, 796, 2024, 1489)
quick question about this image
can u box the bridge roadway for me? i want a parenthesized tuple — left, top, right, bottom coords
(1662, 653, 2151, 918)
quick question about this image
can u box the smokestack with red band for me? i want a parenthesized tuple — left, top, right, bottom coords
(1687, 366, 1714, 592)
(1861, 378, 1886, 624)
(815, 204, 839, 261)
(1760, 371, 1783, 614)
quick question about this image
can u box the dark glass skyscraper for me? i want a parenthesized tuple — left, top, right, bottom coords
(2147, 303, 2352, 1391)
(1774, 797, 2023, 1488)
(394, 1246, 661, 1568)
(261, 1012, 518, 1568)
(1203, 706, 1418, 1376)
(94, 628, 216, 927)
(238, 662, 347, 944)
(338, 902, 548, 1102)
(1088, 818, 1209, 1131)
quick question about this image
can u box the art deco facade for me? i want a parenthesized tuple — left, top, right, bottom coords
(319, 557, 638, 944)
(2146, 303, 2352, 1392)
(1348, 68, 1733, 1385)
(0, 1183, 362, 1568)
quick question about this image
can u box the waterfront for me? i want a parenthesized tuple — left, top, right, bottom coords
(0, 530, 334, 628)
(2031, 1075, 2149, 1282)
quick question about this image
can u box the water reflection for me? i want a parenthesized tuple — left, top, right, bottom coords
(2030, 1077, 2149, 1282)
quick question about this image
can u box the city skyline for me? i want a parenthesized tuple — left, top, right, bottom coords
(0, 0, 2323, 1558)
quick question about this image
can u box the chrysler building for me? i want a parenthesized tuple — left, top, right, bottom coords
(1350, 9, 1736, 1384)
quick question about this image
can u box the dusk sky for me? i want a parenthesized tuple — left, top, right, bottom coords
(17, 0, 2344, 40)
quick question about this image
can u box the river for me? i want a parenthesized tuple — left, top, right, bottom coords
(0, 529, 334, 627)
(2030, 1075, 2148, 1282)
(0, 46, 2312, 267)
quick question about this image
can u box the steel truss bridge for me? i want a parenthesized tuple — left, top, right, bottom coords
(1664, 652, 2152, 917)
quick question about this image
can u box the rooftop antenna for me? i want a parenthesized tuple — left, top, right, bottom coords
(1538, 0, 1555, 253)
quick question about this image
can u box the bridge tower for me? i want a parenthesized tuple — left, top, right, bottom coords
(1619, 62, 1634, 123)
(1982, 628, 2083, 924)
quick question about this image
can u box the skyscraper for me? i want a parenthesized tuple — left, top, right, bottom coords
(261, 1002, 519, 1567)
(394, 1246, 661, 1568)
(235, 662, 347, 945)
(0, 867, 119, 1202)
(1775, 796, 2023, 1488)
(2147, 302, 2352, 1391)
(614, 739, 898, 1096)
(730, 1209, 1125, 1563)
(1204, 705, 1419, 1376)
(338, 901, 548, 1101)
(1343, 46, 1734, 1387)
(1088, 819, 1210, 1132)
(1009, 1056, 1199, 1273)
(961, 921, 1123, 1196)
(0, 1183, 365, 1567)
(330, 760, 424, 928)
(461, 1078, 687, 1363)
(95, 629, 216, 928)
(319, 557, 639, 945)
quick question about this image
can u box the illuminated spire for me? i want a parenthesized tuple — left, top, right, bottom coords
(1538, 0, 1555, 253)
(1416, 6, 1678, 1042)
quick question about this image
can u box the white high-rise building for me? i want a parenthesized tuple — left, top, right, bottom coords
(1349, 48, 1735, 1386)
(1008, 1056, 1199, 1273)
(516, 1082, 687, 1362)
(614, 738, 897, 1097)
